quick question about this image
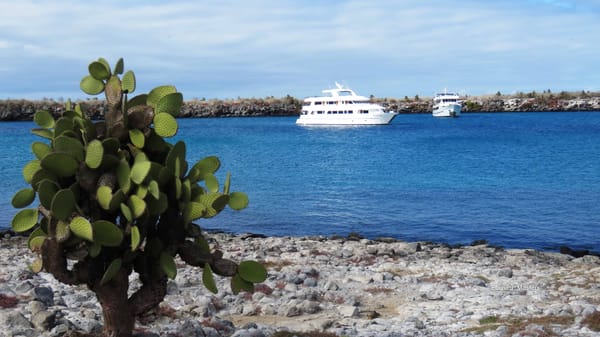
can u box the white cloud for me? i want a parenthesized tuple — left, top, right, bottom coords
(0, 0, 598, 99)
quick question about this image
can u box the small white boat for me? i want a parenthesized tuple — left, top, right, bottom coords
(432, 90, 462, 117)
(296, 83, 397, 125)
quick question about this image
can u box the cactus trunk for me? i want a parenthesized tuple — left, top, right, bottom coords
(93, 270, 134, 337)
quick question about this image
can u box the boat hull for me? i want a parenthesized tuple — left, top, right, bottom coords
(296, 112, 396, 125)
(432, 103, 461, 118)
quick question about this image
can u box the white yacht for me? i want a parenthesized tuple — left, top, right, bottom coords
(432, 90, 462, 117)
(296, 83, 397, 125)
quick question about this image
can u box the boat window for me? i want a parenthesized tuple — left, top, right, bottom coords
(317, 111, 324, 114)
(328, 101, 336, 105)
(315, 102, 322, 105)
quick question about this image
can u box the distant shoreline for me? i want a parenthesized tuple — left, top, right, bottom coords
(2, 92, 600, 121)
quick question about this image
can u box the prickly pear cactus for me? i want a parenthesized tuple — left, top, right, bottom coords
(11, 58, 265, 336)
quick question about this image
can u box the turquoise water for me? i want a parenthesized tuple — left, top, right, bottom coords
(2, 112, 599, 251)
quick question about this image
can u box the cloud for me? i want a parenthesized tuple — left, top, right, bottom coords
(0, 0, 598, 99)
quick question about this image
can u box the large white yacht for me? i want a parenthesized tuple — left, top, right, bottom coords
(432, 90, 462, 118)
(296, 83, 397, 125)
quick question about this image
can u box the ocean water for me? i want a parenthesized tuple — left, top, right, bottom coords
(2, 112, 599, 252)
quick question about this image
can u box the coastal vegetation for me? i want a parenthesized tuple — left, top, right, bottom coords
(9, 58, 265, 337)
(1, 90, 600, 121)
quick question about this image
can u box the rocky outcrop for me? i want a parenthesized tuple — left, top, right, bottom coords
(1, 94, 600, 121)
(1, 232, 599, 337)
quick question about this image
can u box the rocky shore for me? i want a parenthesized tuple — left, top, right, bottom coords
(1, 232, 599, 337)
(1, 93, 600, 121)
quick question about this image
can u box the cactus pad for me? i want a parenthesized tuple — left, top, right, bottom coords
(122, 70, 136, 93)
(153, 112, 178, 138)
(238, 260, 268, 283)
(51, 189, 76, 221)
(11, 188, 35, 208)
(41, 153, 79, 177)
(100, 258, 122, 285)
(11, 208, 39, 232)
(70, 216, 93, 241)
(31, 142, 51, 159)
(34, 110, 55, 129)
(85, 140, 104, 169)
(80, 75, 105, 95)
(159, 252, 177, 279)
(228, 191, 249, 210)
(92, 220, 123, 247)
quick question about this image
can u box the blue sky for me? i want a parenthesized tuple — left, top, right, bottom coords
(0, 0, 598, 100)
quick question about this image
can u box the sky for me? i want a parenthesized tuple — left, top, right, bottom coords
(0, 0, 599, 100)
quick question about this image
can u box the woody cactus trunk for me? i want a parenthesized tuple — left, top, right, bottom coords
(11, 58, 266, 337)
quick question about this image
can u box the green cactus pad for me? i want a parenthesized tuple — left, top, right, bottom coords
(38, 179, 59, 209)
(156, 92, 183, 116)
(41, 153, 79, 177)
(184, 202, 206, 223)
(28, 227, 47, 249)
(54, 117, 75, 137)
(31, 142, 51, 159)
(11, 188, 36, 208)
(131, 161, 151, 185)
(228, 192, 249, 210)
(23, 160, 41, 184)
(28, 236, 46, 252)
(89, 61, 111, 80)
(122, 70, 136, 93)
(54, 136, 85, 162)
(109, 190, 125, 212)
(88, 242, 101, 257)
(97, 185, 113, 210)
(204, 173, 219, 193)
(31, 128, 54, 140)
(136, 185, 148, 199)
(117, 160, 131, 194)
(70, 216, 93, 241)
(189, 156, 221, 182)
(181, 179, 191, 203)
(194, 235, 210, 253)
(34, 110, 55, 129)
(128, 195, 146, 219)
(231, 274, 254, 294)
(80, 75, 105, 95)
(223, 172, 231, 194)
(30, 259, 44, 273)
(51, 189, 76, 221)
(92, 220, 123, 247)
(85, 140, 104, 169)
(148, 180, 160, 199)
(11, 208, 39, 232)
(31, 170, 58, 191)
(153, 112, 178, 138)
(238, 260, 268, 283)
(159, 252, 177, 279)
(96, 58, 111, 75)
(130, 225, 140, 251)
(120, 203, 132, 223)
(102, 138, 121, 155)
(114, 58, 124, 75)
(147, 85, 177, 108)
(129, 129, 145, 148)
(55, 221, 71, 243)
(100, 154, 120, 171)
(166, 141, 186, 178)
(202, 263, 218, 294)
(126, 94, 147, 110)
(100, 258, 122, 285)
(145, 192, 168, 216)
